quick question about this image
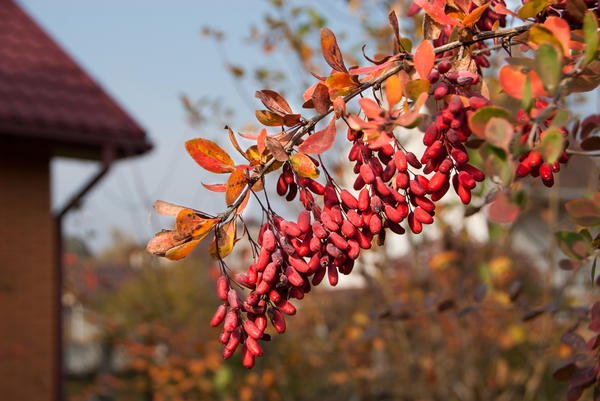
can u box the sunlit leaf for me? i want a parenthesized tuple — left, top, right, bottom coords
(542, 17, 571, 57)
(320, 28, 347, 73)
(146, 230, 185, 256)
(255, 110, 285, 126)
(358, 97, 382, 119)
(165, 238, 202, 261)
(517, 0, 549, 19)
(528, 25, 565, 54)
(414, 40, 435, 80)
(185, 138, 235, 174)
(289, 152, 319, 178)
(209, 219, 237, 259)
(583, 10, 599, 66)
(176, 208, 218, 238)
(298, 118, 336, 155)
(226, 168, 247, 206)
(538, 128, 564, 164)
(468, 106, 513, 138)
(325, 72, 358, 97)
(226, 126, 249, 161)
(498, 65, 547, 99)
(414, 0, 460, 26)
(255, 89, 292, 115)
(462, 2, 490, 27)
(405, 79, 430, 101)
(257, 128, 267, 156)
(385, 73, 403, 108)
(535, 44, 562, 94)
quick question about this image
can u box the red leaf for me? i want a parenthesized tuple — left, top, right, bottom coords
(202, 182, 227, 192)
(320, 28, 347, 73)
(185, 138, 235, 173)
(462, 2, 490, 27)
(255, 89, 292, 115)
(487, 192, 520, 224)
(543, 16, 571, 56)
(257, 128, 267, 156)
(414, 0, 460, 26)
(298, 119, 337, 155)
(358, 98, 383, 119)
(414, 40, 435, 80)
(255, 110, 285, 126)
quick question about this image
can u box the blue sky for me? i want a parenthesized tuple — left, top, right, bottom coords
(18, 0, 320, 251)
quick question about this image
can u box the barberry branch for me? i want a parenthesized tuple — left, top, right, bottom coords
(220, 23, 534, 221)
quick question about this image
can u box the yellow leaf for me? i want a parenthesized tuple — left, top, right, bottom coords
(209, 220, 237, 259)
(165, 238, 202, 260)
(289, 152, 319, 178)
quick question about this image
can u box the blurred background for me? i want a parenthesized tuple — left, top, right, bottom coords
(0, 0, 598, 400)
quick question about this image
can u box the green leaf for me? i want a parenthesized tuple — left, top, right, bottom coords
(468, 106, 514, 139)
(518, 0, 549, 19)
(535, 44, 562, 94)
(583, 10, 599, 66)
(522, 76, 533, 110)
(538, 128, 564, 164)
(555, 231, 593, 260)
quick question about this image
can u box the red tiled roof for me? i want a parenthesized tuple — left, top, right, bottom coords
(0, 0, 152, 159)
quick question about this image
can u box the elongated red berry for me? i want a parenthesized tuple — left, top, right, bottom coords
(210, 305, 227, 327)
(217, 276, 229, 301)
(270, 309, 286, 334)
(340, 190, 358, 209)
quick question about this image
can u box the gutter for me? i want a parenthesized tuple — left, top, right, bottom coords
(53, 146, 114, 401)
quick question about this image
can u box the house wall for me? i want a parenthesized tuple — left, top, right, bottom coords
(0, 142, 57, 401)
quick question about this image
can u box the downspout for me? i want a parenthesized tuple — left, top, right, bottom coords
(53, 146, 114, 401)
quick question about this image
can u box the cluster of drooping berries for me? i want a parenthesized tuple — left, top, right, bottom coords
(514, 101, 570, 187)
(427, 61, 487, 203)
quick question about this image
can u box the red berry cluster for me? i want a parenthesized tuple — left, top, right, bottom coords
(514, 101, 570, 187)
(427, 62, 487, 204)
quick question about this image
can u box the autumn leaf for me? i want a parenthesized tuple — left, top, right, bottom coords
(289, 152, 319, 178)
(320, 28, 347, 73)
(325, 72, 358, 98)
(226, 168, 248, 206)
(298, 119, 337, 155)
(176, 208, 218, 238)
(312, 82, 332, 114)
(153, 200, 187, 217)
(226, 125, 249, 161)
(255, 89, 293, 116)
(487, 192, 520, 225)
(385, 73, 403, 108)
(468, 106, 514, 138)
(185, 138, 235, 173)
(209, 219, 237, 259)
(165, 238, 203, 261)
(498, 65, 547, 99)
(257, 128, 267, 156)
(462, 2, 490, 27)
(414, 40, 435, 80)
(414, 0, 460, 26)
(255, 110, 285, 126)
(266, 137, 289, 161)
(202, 183, 227, 192)
(146, 230, 186, 256)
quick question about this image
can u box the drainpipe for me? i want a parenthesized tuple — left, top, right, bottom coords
(53, 146, 114, 401)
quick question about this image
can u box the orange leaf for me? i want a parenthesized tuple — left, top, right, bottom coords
(209, 219, 237, 259)
(146, 230, 186, 256)
(255, 89, 292, 115)
(255, 110, 285, 126)
(289, 152, 319, 178)
(236, 191, 251, 215)
(185, 138, 234, 174)
(543, 16, 571, 57)
(176, 208, 218, 238)
(325, 72, 358, 98)
(226, 126, 248, 161)
(333, 96, 346, 117)
(320, 28, 347, 73)
(414, 40, 435, 80)
(165, 238, 202, 261)
(462, 2, 490, 27)
(226, 168, 247, 206)
(499, 65, 547, 99)
(385, 73, 403, 108)
(359, 98, 383, 119)
(298, 118, 337, 155)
